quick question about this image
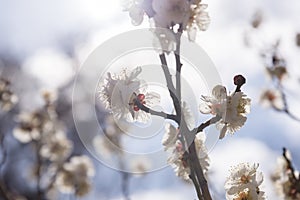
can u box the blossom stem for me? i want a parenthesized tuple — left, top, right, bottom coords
(134, 99, 180, 124)
(194, 116, 222, 133)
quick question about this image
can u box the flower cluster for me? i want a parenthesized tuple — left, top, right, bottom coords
(225, 163, 266, 200)
(199, 85, 251, 139)
(12, 92, 96, 197)
(99, 67, 160, 123)
(162, 123, 210, 180)
(55, 155, 95, 196)
(0, 78, 18, 112)
(13, 92, 74, 162)
(123, 0, 210, 45)
(271, 149, 300, 199)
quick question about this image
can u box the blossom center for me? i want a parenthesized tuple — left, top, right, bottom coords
(240, 174, 250, 184)
(133, 93, 146, 111)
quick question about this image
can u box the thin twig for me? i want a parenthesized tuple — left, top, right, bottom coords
(134, 100, 180, 124)
(282, 148, 300, 195)
(280, 89, 300, 122)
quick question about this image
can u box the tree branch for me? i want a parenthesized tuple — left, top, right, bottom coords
(194, 116, 222, 133)
(188, 140, 212, 200)
(159, 54, 181, 119)
(174, 25, 183, 119)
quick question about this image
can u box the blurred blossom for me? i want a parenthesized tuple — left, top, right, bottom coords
(266, 66, 288, 82)
(162, 123, 209, 180)
(199, 85, 251, 139)
(225, 163, 266, 200)
(13, 112, 49, 143)
(55, 155, 95, 197)
(260, 89, 284, 110)
(122, 0, 147, 26)
(0, 78, 18, 112)
(40, 131, 73, 162)
(251, 10, 263, 29)
(99, 67, 160, 123)
(93, 135, 119, 158)
(271, 150, 300, 199)
(130, 156, 152, 173)
(12, 95, 58, 143)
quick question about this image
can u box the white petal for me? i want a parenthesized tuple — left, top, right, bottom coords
(129, 66, 142, 80)
(212, 85, 227, 101)
(188, 26, 197, 42)
(145, 92, 160, 106)
(199, 103, 211, 114)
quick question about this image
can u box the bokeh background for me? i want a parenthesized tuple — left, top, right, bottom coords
(1, 0, 300, 199)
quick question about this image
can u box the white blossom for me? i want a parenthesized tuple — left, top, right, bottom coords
(99, 67, 160, 123)
(122, 0, 146, 25)
(55, 155, 95, 197)
(199, 85, 251, 139)
(186, 3, 210, 42)
(123, 0, 210, 48)
(162, 123, 209, 180)
(225, 163, 266, 200)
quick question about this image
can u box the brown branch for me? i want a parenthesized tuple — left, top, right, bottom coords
(188, 140, 212, 200)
